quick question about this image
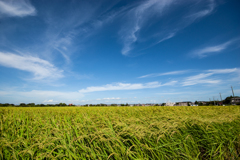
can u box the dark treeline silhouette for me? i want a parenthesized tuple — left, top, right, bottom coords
(0, 103, 75, 107)
(0, 96, 239, 107)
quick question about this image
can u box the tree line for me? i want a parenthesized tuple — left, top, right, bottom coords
(0, 96, 239, 107)
(0, 103, 74, 107)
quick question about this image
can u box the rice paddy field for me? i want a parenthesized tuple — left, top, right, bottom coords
(1, 106, 240, 160)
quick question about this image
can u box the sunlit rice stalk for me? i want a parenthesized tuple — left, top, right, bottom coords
(0, 106, 240, 159)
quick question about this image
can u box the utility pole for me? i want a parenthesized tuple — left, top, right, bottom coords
(231, 86, 235, 97)
(219, 93, 222, 101)
(213, 96, 215, 105)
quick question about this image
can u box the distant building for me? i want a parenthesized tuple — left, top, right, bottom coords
(145, 103, 155, 106)
(175, 102, 188, 106)
(165, 102, 175, 106)
(175, 101, 192, 106)
(231, 97, 240, 105)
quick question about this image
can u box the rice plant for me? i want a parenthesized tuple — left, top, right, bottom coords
(0, 106, 240, 159)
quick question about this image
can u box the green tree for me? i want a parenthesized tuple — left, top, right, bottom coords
(20, 103, 26, 106)
(3, 103, 10, 107)
(223, 96, 233, 104)
(58, 103, 67, 106)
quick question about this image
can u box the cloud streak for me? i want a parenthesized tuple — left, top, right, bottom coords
(186, 0, 215, 20)
(191, 40, 234, 58)
(78, 68, 239, 94)
(96, 97, 121, 100)
(182, 68, 240, 86)
(120, 0, 216, 56)
(207, 68, 239, 74)
(0, 0, 36, 18)
(120, 0, 174, 55)
(79, 81, 177, 93)
(182, 73, 219, 86)
(0, 52, 63, 80)
(0, 90, 84, 103)
(139, 70, 189, 78)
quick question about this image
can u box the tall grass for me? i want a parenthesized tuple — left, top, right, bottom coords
(0, 106, 240, 159)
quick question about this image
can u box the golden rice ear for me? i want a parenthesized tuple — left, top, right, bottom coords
(1, 106, 240, 159)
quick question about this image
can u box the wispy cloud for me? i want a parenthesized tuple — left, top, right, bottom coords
(96, 97, 121, 100)
(156, 92, 186, 95)
(139, 68, 239, 86)
(120, 0, 216, 56)
(39, 1, 121, 63)
(207, 68, 239, 74)
(23, 90, 84, 101)
(0, 90, 84, 103)
(120, 0, 174, 55)
(190, 37, 240, 58)
(191, 40, 234, 58)
(43, 99, 54, 103)
(0, 0, 36, 18)
(186, 0, 215, 20)
(182, 73, 220, 86)
(79, 81, 177, 93)
(103, 97, 121, 100)
(0, 52, 63, 80)
(138, 70, 189, 78)
(182, 68, 240, 86)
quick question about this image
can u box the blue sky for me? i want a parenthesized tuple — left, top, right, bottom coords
(0, 0, 239, 105)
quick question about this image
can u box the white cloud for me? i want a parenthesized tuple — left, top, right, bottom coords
(96, 97, 121, 100)
(120, 0, 216, 55)
(120, 0, 174, 55)
(0, 91, 9, 96)
(139, 70, 189, 78)
(207, 68, 239, 74)
(0, 0, 36, 18)
(138, 68, 239, 87)
(79, 81, 177, 93)
(182, 73, 220, 86)
(191, 40, 235, 58)
(103, 97, 121, 100)
(43, 99, 54, 103)
(156, 92, 185, 95)
(1, 90, 84, 102)
(186, 0, 215, 20)
(181, 68, 240, 86)
(156, 33, 176, 44)
(0, 52, 63, 80)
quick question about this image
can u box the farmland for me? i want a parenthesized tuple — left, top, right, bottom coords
(1, 106, 240, 159)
